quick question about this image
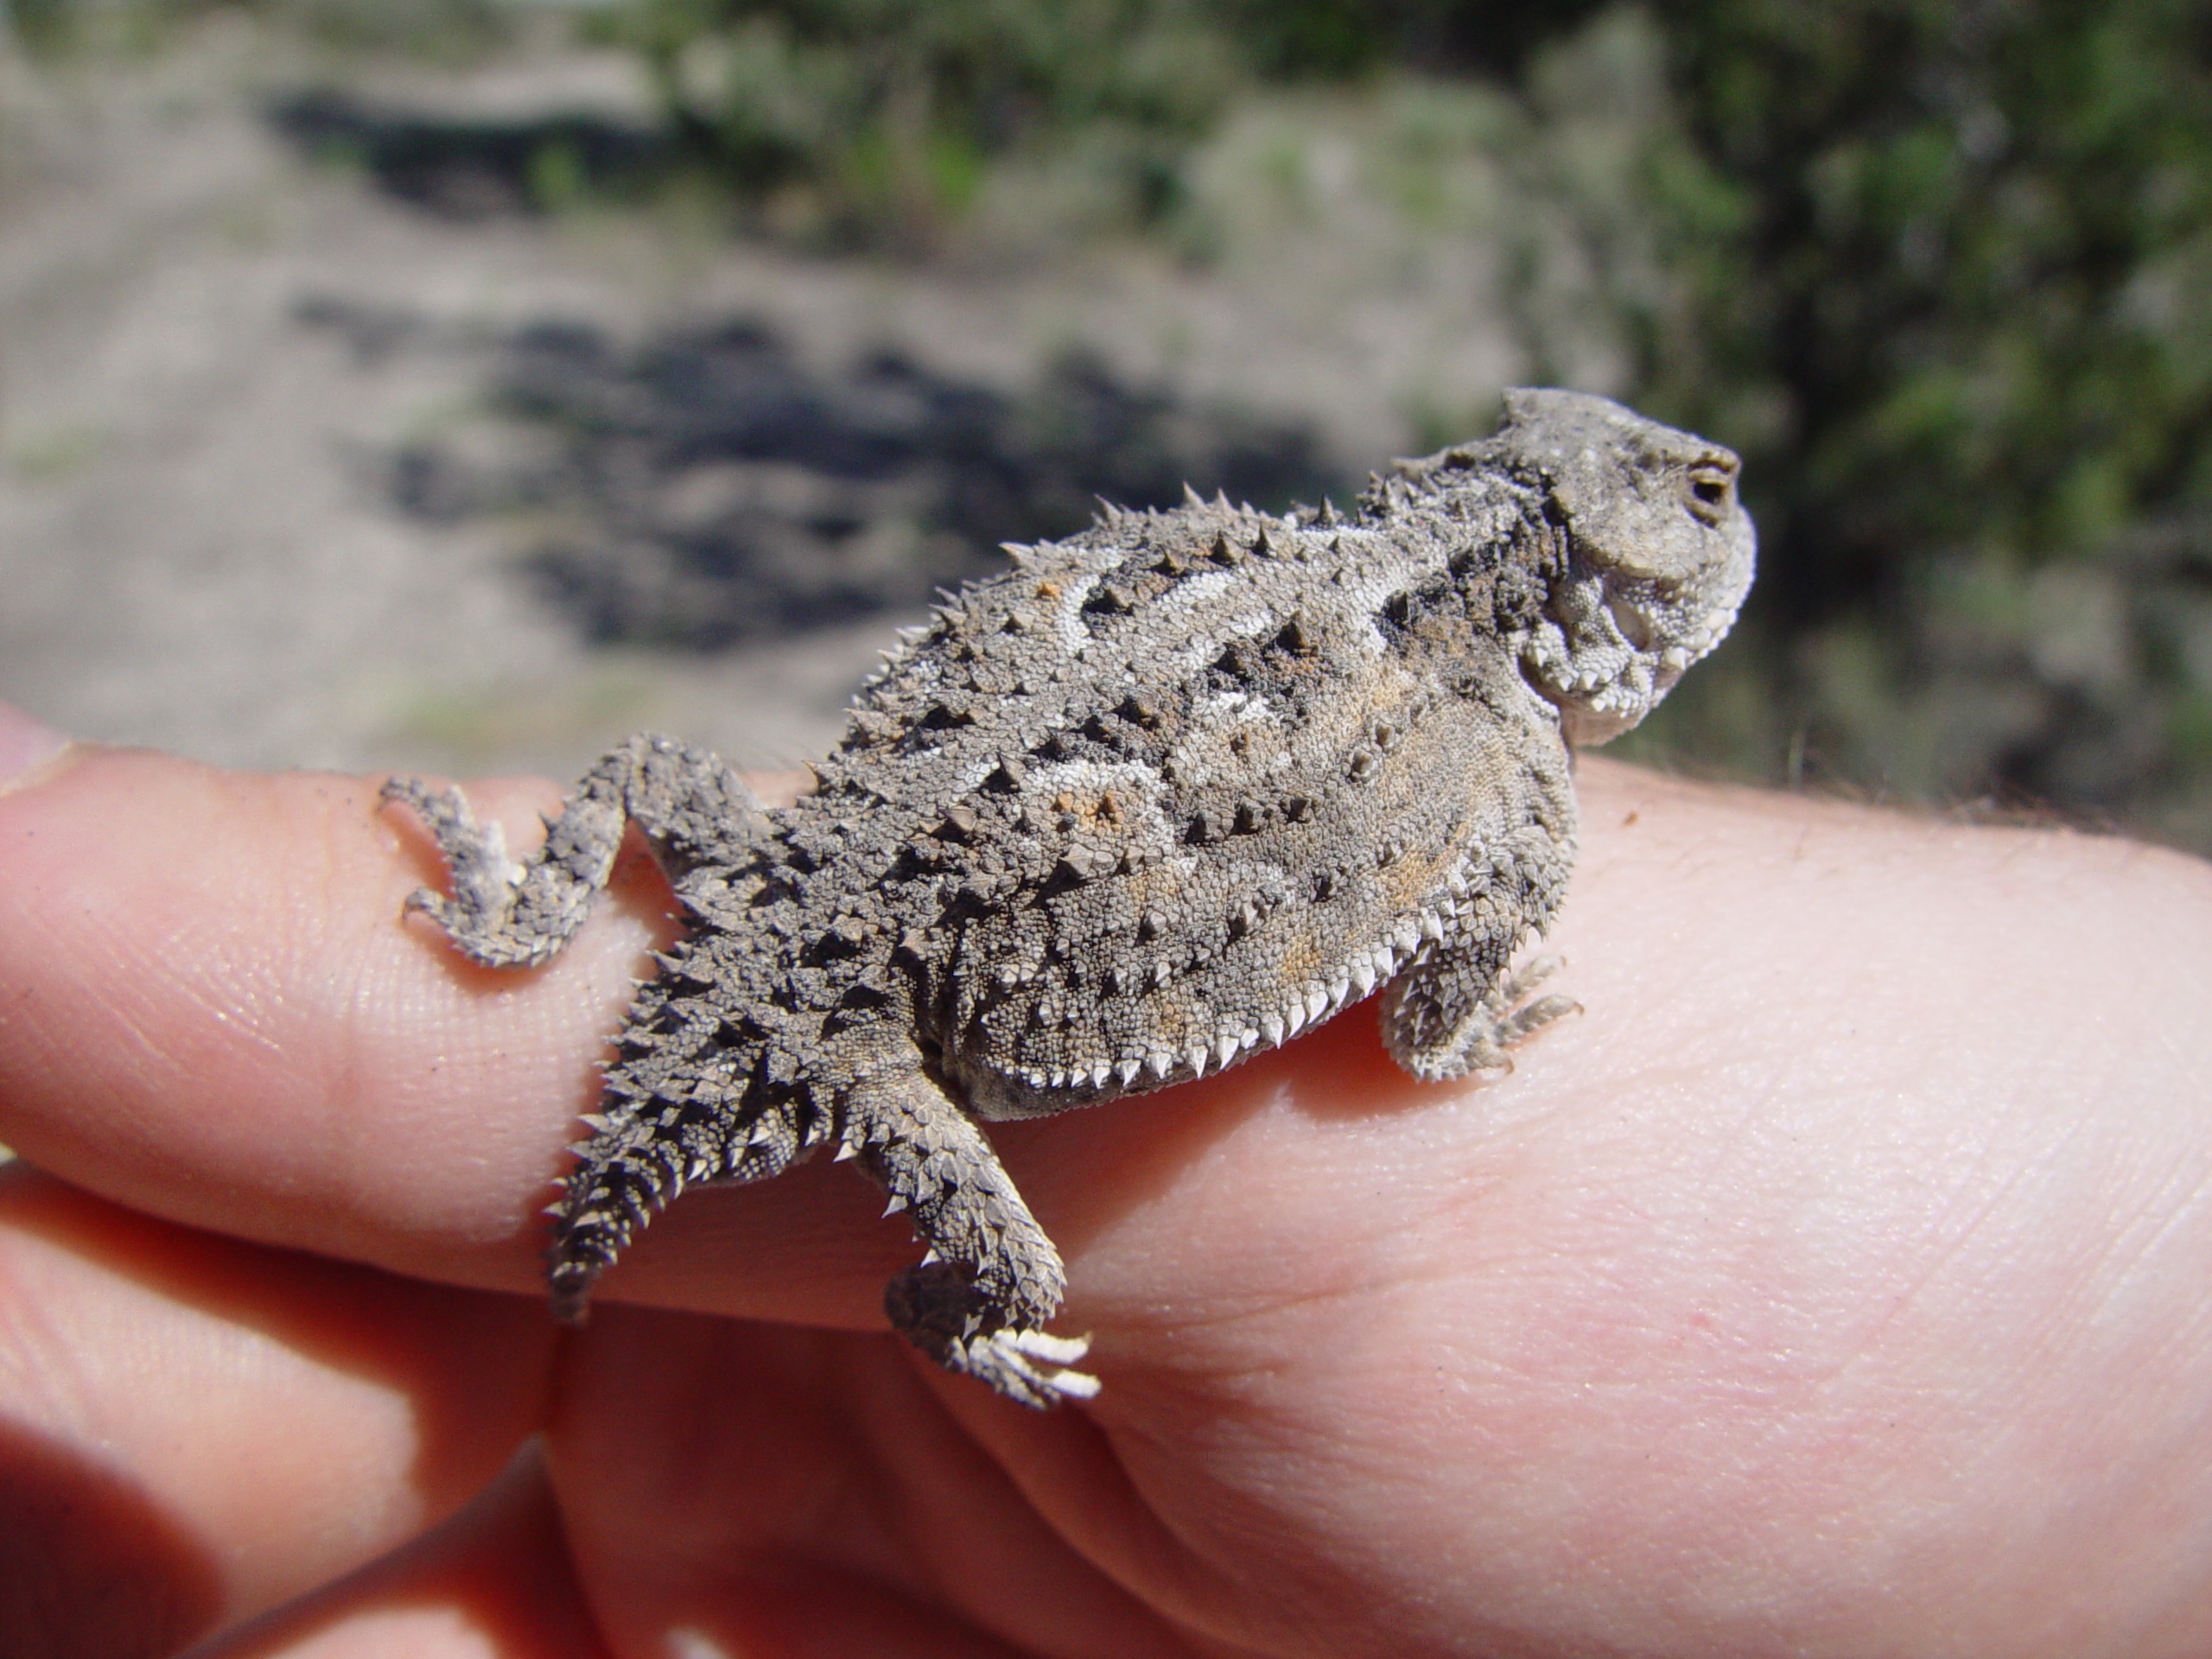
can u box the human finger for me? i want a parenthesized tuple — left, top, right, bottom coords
(0, 1164, 553, 1656)
(0, 737, 906, 1321)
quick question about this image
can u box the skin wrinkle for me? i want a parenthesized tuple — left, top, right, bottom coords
(1107, 1016, 1827, 1444)
(860, 1375, 1191, 1659)
(2095, 1165, 2212, 1343)
(546, 1324, 1133, 1659)
(1099, 1454, 1346, 1657)
(1779, 1133, 2037, 1398)
(190, 1448, 613, 1659)
(978, 1402, 1270, 1656)
(1796, 1110, 2060, 1404)
(793, 1370, 953, 1596)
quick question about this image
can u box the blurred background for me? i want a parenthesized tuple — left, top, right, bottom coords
(5, 0, 2212, 850)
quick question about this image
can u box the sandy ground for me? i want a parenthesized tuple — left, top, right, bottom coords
(0, 18, 1535, 781)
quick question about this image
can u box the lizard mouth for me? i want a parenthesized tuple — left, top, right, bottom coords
(1518, 570, 1742, 746)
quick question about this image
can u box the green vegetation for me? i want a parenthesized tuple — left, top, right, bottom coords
(1609, 1, 2212, 848)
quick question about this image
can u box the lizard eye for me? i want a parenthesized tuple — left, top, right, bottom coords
(1683, 463, 1734, 526)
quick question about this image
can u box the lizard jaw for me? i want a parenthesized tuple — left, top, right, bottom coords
(1517, 565, 1747, 747)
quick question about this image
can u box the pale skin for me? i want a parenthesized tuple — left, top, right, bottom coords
(3, 699, 2212, 1658)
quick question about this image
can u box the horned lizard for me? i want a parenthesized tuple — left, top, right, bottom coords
(381, 388, 1755, 1407)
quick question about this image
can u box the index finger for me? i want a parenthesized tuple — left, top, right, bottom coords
(0, 734, 903, 1325)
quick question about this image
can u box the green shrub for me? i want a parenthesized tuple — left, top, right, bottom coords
(1605, 0, 2212, 842)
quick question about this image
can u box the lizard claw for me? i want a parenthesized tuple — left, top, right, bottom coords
(946, 1328, 1100, 1408)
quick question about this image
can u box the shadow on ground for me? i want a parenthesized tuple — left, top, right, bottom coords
(269, 88, 675, 218)
(299, 299, 1343, 650)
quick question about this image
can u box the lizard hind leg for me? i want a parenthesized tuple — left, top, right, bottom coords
(381, 733, 770, 969)
(835, 1036, 1099, 1408)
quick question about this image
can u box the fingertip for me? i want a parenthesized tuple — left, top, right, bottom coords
(0, 701, 73, 793)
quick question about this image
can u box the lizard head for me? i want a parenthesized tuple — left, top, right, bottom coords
(1489, 388, 1756, 746)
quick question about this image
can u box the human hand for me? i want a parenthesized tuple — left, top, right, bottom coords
(4, 701, 2211, 1658)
